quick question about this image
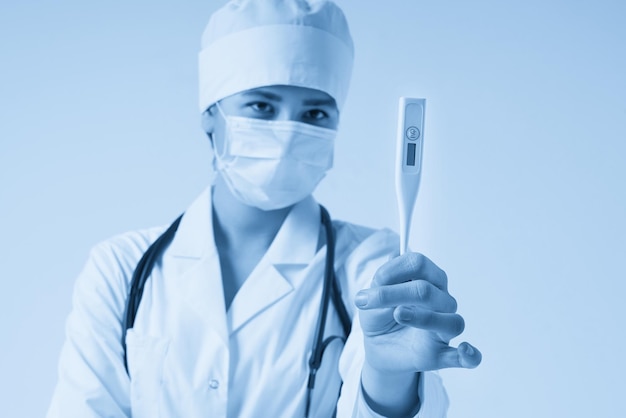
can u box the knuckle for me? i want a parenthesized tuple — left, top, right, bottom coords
(406, 252, 426, 275)
(453, 315, 466, 335)
(373, 288, 389, 306)
(450, 295, 458, 312)
(439, 268, 449, 287)
(412, 280, 431, 301)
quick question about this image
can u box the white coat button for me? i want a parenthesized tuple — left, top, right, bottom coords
(209, 379, 220, 389)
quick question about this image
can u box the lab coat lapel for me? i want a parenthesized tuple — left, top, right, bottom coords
(167, 187, 228, 345)
(229, 196, 321, 334)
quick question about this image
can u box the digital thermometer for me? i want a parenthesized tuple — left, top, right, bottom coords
(395, 97, 425, 255)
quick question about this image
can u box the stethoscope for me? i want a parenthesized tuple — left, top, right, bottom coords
(121, 205, 351, 417)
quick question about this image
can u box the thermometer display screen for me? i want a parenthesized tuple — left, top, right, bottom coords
(406, 143, 416, 166)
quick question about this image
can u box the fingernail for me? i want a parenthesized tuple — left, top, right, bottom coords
(355, 291, 368, 307)
(398, 306, 414, 321)
(464, 344, 475, 356)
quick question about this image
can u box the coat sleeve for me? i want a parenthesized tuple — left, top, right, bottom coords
(46, 232, 156, 418)
(333, 226, 450, 418)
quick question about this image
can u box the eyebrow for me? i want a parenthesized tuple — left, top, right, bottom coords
(241, 91, 282, 101)
(303, 98, 336, 107)
(241, 91, 336, 107)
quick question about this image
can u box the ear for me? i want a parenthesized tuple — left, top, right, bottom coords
(201, 105, 217, 138)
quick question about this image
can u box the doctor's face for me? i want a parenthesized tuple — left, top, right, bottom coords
(202, 85, 340, 146)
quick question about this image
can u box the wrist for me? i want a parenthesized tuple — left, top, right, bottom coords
(360, 362, 421, 417)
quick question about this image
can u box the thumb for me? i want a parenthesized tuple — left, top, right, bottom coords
(439, 342, 482, 370)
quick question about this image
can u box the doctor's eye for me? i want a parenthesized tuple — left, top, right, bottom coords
(248, 101, 275, 115)
(303, 109, 329, 121)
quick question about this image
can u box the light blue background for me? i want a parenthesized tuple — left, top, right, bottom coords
(1, 1, 625, 417)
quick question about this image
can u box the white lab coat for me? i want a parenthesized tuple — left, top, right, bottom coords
(47, 187, 449, 417)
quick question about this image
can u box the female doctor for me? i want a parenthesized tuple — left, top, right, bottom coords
(47, 1, 481, 417)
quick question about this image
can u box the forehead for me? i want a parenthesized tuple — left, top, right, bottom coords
(229, 85, 337, 107)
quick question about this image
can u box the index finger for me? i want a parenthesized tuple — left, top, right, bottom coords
(372, 252, 448, 291)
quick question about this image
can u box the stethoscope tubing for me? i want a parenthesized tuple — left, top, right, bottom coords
(121, 205, 350, 417)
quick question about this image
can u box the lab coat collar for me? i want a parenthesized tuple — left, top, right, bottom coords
(264, 193, 321, 268)
(167, 187, 228, 344)
(227, 193, 322, 333)
(167, 187, 322, 339)
(168, 187, 215, 259)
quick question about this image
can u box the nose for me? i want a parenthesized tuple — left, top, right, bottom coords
(273, 108, 299, 122)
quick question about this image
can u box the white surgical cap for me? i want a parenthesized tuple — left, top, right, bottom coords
(198, 0, 354, 112)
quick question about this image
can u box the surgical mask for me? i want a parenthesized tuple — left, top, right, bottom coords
(212, 104, 337, 210)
